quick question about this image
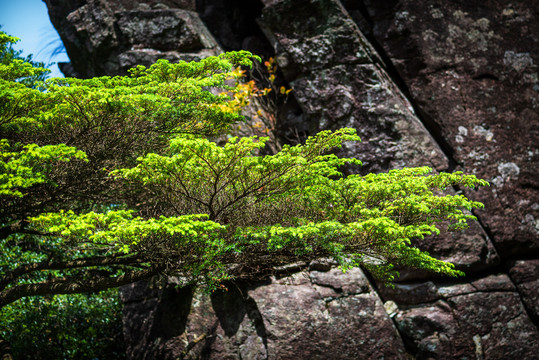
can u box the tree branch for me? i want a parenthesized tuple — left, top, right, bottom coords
(0, 221, 45, 239)
(0, 254, 144, 292)
(0, 265, 162, 308)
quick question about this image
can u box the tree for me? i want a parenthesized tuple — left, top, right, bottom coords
(0, 288, 124, 359)
(0, 27, 50, 87)
(0, 31, 489, 310)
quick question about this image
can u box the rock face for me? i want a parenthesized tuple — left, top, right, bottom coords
(121, 269, 409, 359)
(258, 0, 498, 278)
(508, 260, 539, 322)
(260, 0, 448, 174)
(392, 275, 538, 359)
(355, 0, 539, 256)
(44, 0, 220, 77)
(44, 0, 539, 358)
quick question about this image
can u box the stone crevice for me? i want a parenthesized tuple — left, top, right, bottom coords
(356, 265, 422, 358)
(505, 266, 539, 332)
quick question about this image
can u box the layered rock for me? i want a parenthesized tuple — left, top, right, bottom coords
(43, 0, 539, 358)
(388, 274, 539, 359)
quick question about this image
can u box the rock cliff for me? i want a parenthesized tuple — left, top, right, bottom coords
(44, 0, 539, 358)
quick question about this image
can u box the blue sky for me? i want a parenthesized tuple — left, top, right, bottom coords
(0, 0, 69, 77)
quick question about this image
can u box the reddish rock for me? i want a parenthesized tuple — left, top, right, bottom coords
(391, 274, 539, 359)
(360, 0, 539, 256)
(121, 269, 409, 359)
(380, 274, 514, 305)
(249, 269, 407, 359)
(508, 259, 539, 321)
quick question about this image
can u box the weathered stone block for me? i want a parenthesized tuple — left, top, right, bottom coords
(116, 9, 206, 51)
(260, 0, 378, 78)
(291, 63, 448, 173)
(392, 274, 539, 358)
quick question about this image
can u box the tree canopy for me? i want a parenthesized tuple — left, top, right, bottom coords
(0, 31, 489, 309)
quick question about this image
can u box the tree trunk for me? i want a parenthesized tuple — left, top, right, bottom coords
(0, 336, 13, 360)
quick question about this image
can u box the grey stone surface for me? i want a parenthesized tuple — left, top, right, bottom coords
(45, 0, 220, 77)
(289, 63, 448, 172)
(116, 9, 206, 51)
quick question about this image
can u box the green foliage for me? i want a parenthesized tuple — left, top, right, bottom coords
(0, 32, 50, 86)
(112, 128, 361, 220)
(0, 140, 87, 197)
(0, 26, 490, 315)
(0, 289, 124, 360)
(27, 131, 487, 287)
(0, 32, 129, 359)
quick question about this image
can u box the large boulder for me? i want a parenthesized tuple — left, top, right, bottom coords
(356, 0, 539, 256)
(259, 0, 499, 279)
(45, 0, 220, 77)
(121, 268, 409, 359)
